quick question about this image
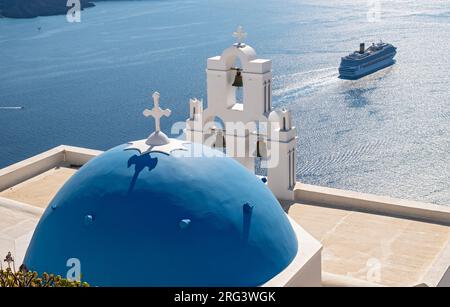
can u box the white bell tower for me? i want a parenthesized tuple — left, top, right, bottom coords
(185, 27, 297, 200)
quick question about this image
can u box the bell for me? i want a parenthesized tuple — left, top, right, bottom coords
(232, 70, 243, 87)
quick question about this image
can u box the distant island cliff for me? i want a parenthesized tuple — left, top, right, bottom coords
(0, 0, 96, 18)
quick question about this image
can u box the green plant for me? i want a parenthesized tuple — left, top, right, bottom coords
(0, 252, 89, 287)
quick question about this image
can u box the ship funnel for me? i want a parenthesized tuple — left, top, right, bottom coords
(359, 43, 365, 54)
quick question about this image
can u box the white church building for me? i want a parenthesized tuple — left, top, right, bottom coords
(1, 27, 450, 287)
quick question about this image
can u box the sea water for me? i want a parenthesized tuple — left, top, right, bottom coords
(0, 0, 449, 204)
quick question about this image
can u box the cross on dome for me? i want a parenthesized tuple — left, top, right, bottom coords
(233, 26, 247, 46)
(125, 91, 190, 155)
(143, 91, 171, 133)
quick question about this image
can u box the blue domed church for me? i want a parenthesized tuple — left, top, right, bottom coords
(24, 91, 299, 287)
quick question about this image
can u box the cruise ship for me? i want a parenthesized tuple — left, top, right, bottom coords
(339, 42, 397, 80)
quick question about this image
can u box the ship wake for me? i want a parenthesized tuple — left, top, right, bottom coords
(273, 67, 339, 105)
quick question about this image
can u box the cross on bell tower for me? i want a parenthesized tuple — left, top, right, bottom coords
(143, 91, 172, 146)
(233, 26, 247, 47)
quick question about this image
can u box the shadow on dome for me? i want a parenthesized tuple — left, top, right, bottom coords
(127, 153, 158, 194)
(243, 202, 254, 243)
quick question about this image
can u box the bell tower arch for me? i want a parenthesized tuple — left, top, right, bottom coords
(205, 37, 272, 122)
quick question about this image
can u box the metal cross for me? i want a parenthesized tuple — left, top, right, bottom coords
(143, 92, 171, 133)
(233, 26, 247, 45)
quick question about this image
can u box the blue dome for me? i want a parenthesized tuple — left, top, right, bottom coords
(24, 142, 298, 286)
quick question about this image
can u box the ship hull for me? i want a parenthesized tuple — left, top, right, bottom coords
(339, 57, 396, 80)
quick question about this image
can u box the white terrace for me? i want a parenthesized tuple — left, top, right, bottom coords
(1, 145, 450, 287)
